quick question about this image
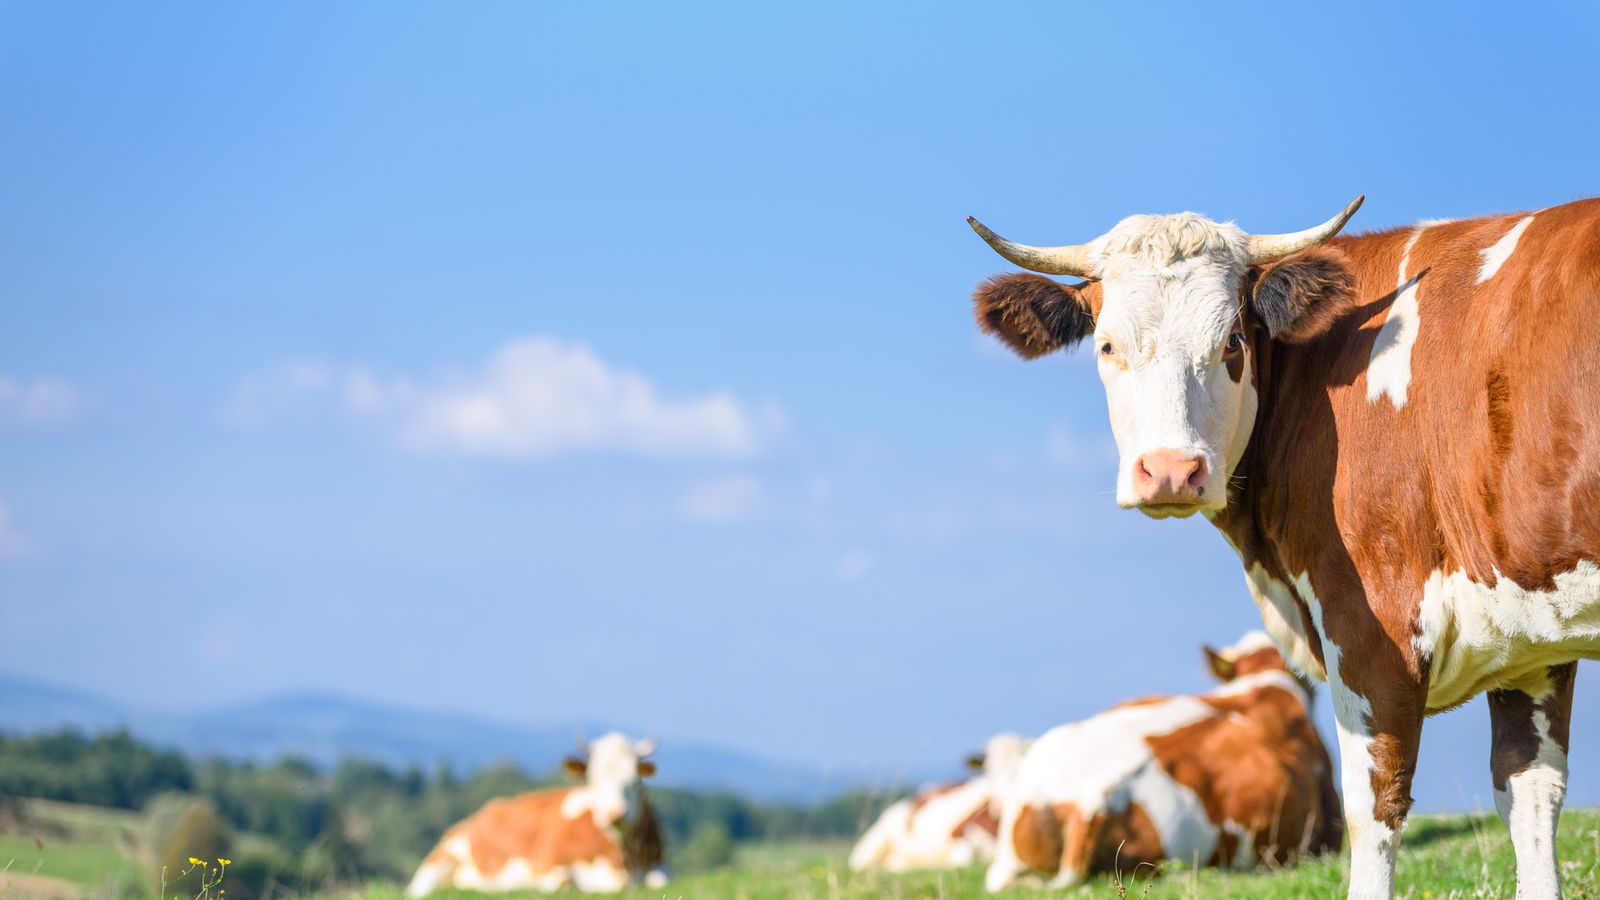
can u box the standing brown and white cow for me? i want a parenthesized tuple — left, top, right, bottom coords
(406, 733, 666, 895)
(848, 733, 1030, 872)
(967, 197, 1600, 898)
(985, 632, 1340, 891)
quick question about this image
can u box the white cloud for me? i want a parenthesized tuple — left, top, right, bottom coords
(0, 377, 81, 428)
(0, 502, 37, 562)
(229, 337, 782, 461)
(679, 475, 766, 524)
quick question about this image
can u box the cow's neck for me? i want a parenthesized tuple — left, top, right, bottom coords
(1208, 331, 1331, 675)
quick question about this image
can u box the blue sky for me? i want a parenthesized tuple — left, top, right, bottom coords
(2, 1, 1598, 806)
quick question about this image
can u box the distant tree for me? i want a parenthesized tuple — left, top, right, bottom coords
(145, 795, 233, 884)
(675, 821, 735, 872)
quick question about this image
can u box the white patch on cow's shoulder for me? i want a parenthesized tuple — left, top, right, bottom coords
(1414, 561, 1600, 709)
(1297, 572, 1398, 898)
(1477, 215, 1536, 284)
(1366, 226, 1429, 409)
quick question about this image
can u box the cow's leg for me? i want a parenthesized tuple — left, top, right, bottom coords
(1313, 601, 1427, 900)
(1489, 663, 1576, 900)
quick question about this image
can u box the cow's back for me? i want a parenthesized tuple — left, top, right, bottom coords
(1271, 198, 1600, 709)
(849, 778, 997, 871)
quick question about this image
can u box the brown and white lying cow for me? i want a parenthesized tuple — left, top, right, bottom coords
(848, 733, 1029, 872)
(405, 733, 666, 895)
(984, 633, 1340, 891)
(968, 196, 1600, 897)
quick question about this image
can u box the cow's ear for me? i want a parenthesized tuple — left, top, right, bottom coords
(973, 274, 1098, 359)
(1203, 645, 1235, 682)
(1248, 247, 1357, 344)
(635, 760, 657, 778)
(563, 757, 587, 777)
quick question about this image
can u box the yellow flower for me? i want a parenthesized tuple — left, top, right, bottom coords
(218, 859, 232, 867)
(188, 857, 205, 866)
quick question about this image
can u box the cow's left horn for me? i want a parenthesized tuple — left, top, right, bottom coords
(1245, 196, 1365, 264)
(635, 735, 658, 758)
(966, 217, 1093, 277)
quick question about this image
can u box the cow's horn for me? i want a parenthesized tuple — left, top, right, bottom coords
(1246, 196, 1365, 265)
(966, 217, 1093, 277)
(635, 735, 658, 758)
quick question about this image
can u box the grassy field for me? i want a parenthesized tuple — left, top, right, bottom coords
(7, 802, 1600, 898)
(351, 810, 1600, 900)
(0, 799, 146, 898)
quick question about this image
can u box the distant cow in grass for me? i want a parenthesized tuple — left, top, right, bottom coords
(848, 733, 1029, 872)
(405, 733, 666, 895)
(985, 633, 1341, 891)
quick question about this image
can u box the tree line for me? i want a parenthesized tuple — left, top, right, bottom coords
(0, 729, 900, 896)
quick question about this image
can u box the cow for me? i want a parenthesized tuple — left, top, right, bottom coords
(984, 632, 1341, 891)
(848, 732, 1030, 872)
(966, 195, 1600, 897)
(405, 733, 667, 895)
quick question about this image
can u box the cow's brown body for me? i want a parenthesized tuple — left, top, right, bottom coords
(406, 733, 666, 895)
(1216, 203, 1597, 800)
(407, 786, 663, 894)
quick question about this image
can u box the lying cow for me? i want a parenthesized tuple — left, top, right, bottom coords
(405, 733, 666, 895)
(967, 196, 1600, 898)
(848, 733, 1029, 872)
(985, 633, 1341, 891)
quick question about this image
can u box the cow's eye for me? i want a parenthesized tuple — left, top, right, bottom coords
(1223, 332, 1245, 356)
(1099, 341, 1115, 357)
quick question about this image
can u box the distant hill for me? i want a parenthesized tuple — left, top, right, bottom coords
(10, 671, 1596, 813)
(0, 674, 930, 803)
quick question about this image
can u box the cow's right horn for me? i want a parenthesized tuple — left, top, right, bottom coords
(966, 217, 1094, 277)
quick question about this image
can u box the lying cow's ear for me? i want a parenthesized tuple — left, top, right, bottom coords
(1248, 247, 1357, 344)
(965, 754, 985, 772)
(1203, 645, 1236, 682)
(973, 274, 1098, 359)
(635, 760, 657, 778)
(563, 757, 587, 777)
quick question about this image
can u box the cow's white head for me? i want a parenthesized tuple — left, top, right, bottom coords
(965, 731, 1030, 812)
(969, 198, 1362, 518)
(563, 732, 658, 822)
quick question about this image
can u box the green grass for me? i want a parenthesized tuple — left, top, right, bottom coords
(351, 809, 1600, 899)
(8, 802, 1600, 898)
(0, 832, 142, 887)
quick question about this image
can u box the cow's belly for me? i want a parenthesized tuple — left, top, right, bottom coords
(1418, 560, 1600, 710)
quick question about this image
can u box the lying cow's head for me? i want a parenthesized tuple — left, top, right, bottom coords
(1201, 630, 1286, 681)
(965, 732, 1031, 812)
(564, 732, 658, 789)
(969, 198, 1362, 518)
